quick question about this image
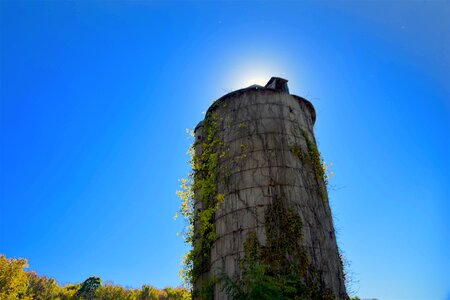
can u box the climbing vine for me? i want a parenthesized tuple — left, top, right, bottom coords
(301, 130, 326, 186)
(289, 130, 333, 200)
(177, 112, 226, 291)
(222, 197, 335, 300)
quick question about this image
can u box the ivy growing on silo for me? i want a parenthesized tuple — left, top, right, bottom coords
(177, 111, 226, 291)
(222, 197, 335, 300)
(289, 130, 332, 200)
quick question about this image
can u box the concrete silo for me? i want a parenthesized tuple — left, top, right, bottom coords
(190, 77, 347, 299)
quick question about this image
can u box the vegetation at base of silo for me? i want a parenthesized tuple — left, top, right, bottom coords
(221, 199, 336, 300)
(221, 234, 283, 300)
(195, 277, 220, 300)
(176, 112, 226, 290)
(0, 255, 190, 300)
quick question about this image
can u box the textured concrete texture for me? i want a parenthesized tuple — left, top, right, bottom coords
(194, 79, 347, 299)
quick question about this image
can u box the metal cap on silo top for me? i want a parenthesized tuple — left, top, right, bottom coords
(265, 77, 289, 93)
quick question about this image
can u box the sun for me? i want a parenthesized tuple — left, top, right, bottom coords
(226, 60, 289, 90)
(219, 49, 297, 93)
(243, 76, 269, 87)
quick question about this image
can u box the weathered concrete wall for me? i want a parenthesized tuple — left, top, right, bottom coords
(194, 85, 347, 299)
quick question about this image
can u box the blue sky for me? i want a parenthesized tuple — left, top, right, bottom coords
(0, 1, 449, 299)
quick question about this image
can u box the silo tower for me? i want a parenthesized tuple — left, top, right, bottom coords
(191, 77, 347, 299)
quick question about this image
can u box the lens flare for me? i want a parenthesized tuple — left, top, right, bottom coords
(223, 53, 291, 91)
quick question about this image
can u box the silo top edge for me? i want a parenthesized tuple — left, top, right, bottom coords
(292, 94, 316, 125)
(194, 86, 316, 132)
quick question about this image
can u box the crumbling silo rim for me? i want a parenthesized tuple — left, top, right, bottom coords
(194, 87, 316, 133)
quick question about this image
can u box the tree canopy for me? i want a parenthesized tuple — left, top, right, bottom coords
(0, 255, 189, 300)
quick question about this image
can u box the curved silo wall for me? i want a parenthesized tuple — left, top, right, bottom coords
(193, 87, 347, 299)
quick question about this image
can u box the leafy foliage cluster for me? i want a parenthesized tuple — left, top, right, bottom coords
(0, 255, 189, 300)
(222, 199, 335, 300)
(177, 112, 225, 288)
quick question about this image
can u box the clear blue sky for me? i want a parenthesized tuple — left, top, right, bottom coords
(1, 1, 449, 299)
